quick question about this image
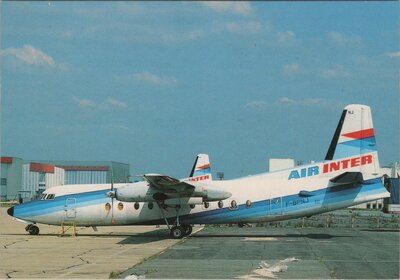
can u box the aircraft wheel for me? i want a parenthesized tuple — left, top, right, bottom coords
(170, 226, 184, 239)
(182, 225, 192, 236)
(28, 225, 39, 235)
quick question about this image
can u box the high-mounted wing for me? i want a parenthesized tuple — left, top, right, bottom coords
(116, 173, 231, 203)
(143, 174, 195, 195)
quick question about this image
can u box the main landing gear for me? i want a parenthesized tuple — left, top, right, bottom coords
(25, 224, 39, 235)
(170, 225, 192, 239)
(157, 202, 193, 239)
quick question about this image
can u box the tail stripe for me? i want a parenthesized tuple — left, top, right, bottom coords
(197, 164, 210, 170)
(341, 128, 375, 140)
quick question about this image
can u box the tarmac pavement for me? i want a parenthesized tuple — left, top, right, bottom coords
(1, 206, 399, 279)
(0, 208, 186, 278)
(122, 226, 400, 279)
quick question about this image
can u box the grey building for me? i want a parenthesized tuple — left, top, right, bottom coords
(1, 157, 23, 201)
(32, 160, 130, 184)
(22, 162, 65, 199)
(1, 157, 130, 201)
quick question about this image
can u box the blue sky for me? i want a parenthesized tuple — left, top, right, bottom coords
(1, 1, 399, 178)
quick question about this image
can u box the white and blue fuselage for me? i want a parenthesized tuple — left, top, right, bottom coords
(7, 104, 391, 238)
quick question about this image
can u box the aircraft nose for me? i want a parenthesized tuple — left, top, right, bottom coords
(7, 206, 14, 217)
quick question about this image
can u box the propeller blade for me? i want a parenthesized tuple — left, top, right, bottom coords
(110, 166, 115, 224)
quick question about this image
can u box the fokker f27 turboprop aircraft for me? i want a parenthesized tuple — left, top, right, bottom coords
(8, 104, 390, 239)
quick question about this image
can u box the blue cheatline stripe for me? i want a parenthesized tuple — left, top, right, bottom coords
(333, 137, 377, 159)
(14, 189, 110, 218)
(13, 178, 387, 224)
(132, 178, 387, 225)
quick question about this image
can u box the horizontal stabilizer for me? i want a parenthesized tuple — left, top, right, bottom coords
(299, 190, 316, 197)
(329, 172, 364, 185)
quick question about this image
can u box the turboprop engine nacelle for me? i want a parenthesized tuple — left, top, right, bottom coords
(115, 182, 156, 202)
(194, 185, 232, 202)
(164, 197, 203, 206)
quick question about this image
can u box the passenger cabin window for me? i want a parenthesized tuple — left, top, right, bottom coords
(246, 200, 252, 208)
(148, 202, 154, 210)
(229, 200, 238, 210)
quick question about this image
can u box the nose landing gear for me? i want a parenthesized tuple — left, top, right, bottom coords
(25, 224, 39, 235)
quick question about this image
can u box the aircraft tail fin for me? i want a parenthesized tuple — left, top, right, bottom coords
(324, 104, 380, 175)
(189, 154, 212, 181)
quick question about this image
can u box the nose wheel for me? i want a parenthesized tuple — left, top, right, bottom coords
(25, 224, 40, 235)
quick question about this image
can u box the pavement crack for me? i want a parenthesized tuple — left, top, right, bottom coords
(300, 229, 334, 278)
(5, 271, 17, 278)
(39, 249, 93, 276)
(3, 239, 29, 249)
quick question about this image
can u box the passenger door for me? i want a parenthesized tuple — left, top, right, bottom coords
(65, 198, 76, 219)
(269, 197, 282, 216)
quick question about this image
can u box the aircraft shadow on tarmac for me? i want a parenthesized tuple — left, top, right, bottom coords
(360, 228, 400, 233)
(5, 229, 172, 244)
(190, 233, 351, 239)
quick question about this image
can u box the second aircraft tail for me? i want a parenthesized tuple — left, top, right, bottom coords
(188, 154, 212, 181)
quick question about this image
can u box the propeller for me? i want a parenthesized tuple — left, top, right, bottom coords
(106, 167, 116, 224)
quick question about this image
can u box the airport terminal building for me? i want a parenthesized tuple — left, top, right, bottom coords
(1, 157, 130, 201)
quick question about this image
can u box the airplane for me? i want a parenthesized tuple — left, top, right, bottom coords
(8, 104, 390, 239)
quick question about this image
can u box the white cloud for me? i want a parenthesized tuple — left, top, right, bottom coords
(386, 51, 400, 58)
(282, 63, 299, 76)
(226, 21, 262, 34)
(73, 96, 129, 110)
(107, 98, 128, 109)
(199, 1, 252, 15)
(130, 71, 178, 86)
(327, 32, 362, 47)
(278, 97, 324, 107)
(1, 45, 56, 67)
(244, 101, 268, 109)
(73, 96, 97, 109)
(277, 31, 295, 43)
(245, 98, 332, 110)
(161, 28, 206, 44)
(319, 65, 350, 79)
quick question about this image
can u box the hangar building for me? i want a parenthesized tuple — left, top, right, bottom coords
(1, 157, 130, 201)
(0, 157, 23, 201)
(33, 160, 130, 184)
(22, 162, 65, 199)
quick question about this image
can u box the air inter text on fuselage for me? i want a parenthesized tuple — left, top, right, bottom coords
(288, 154, 373, 180)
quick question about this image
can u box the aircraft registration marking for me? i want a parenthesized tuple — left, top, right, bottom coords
(286, 198, 309, 207)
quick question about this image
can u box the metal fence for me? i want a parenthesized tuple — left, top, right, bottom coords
(262, 210, 400, 229)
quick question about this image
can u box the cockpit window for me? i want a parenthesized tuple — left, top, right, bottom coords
(40, 193, 56, 200)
